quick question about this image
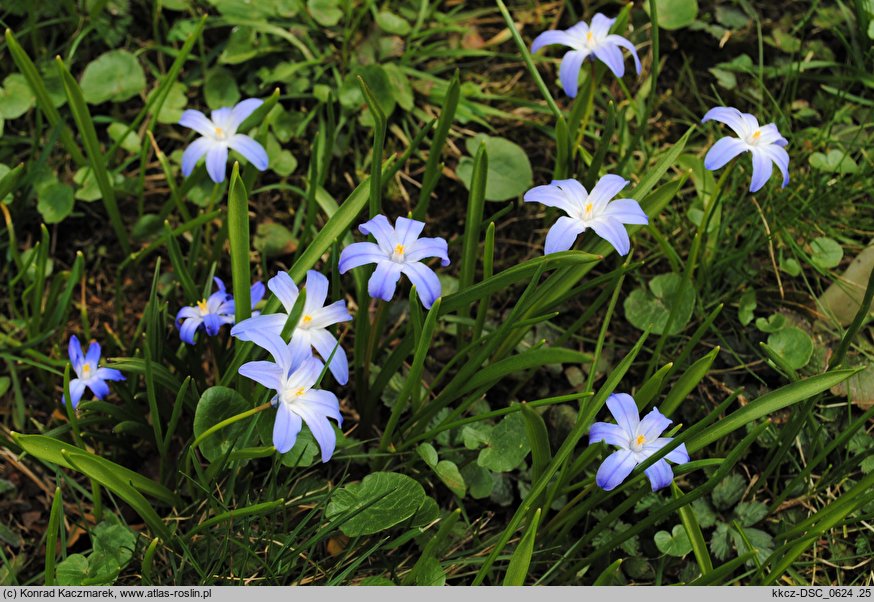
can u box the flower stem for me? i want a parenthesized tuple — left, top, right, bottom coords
(191, 401, 273, 451)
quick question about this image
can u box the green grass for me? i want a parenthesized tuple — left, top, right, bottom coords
(0, 0, 872, 587)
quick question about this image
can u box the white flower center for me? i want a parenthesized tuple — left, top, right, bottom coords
(197, 299, 210, 316)
(745, 129, 763, 146)
(213, 126, 228, 141)
(82, 363, 92, 378)
(581, 201, 594, 221)
(630, 433, 646, 452)
(300, 314, 313, 329)
(584, 30, 600, 50)
(391, 243, 406, 262)
(279, 384, 308, 406)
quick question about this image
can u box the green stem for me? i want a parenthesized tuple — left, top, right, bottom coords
(191, 402, 273, 451)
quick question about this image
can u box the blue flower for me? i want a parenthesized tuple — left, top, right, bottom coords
(338, 215, 450, 309)
(232, 270, 353, 385)
(531, 13, 642, 97)
(588, 393, 690, 491)
(524, 175, 648, 256)
(179, 98, 269, 184)
(64, 336, 125, 410)
(176, 277, 265, 345)
(238, 331, 342, 461)
(702, 106, 790, 193)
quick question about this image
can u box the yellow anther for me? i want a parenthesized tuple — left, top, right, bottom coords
(752, 130, 761, 140)
(584, 202, 593, 216)
(635, 434, 646, 446)
(82, 364, 91, 377)
(394, 244, 405, 255)
(294, 387, 306, 397)
(302, 315, 313, 325)
(586, 31, 593, 42)
(214, 126, 224, 137)
(197, 299, 209, 314)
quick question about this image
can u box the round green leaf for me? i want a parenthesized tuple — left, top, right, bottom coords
(654, 524, 693, 557)
(645, 0, 699, 30)
(435, 460, 466, 497)
(325, 472, 426, 536)
(80, 50, 147, 105)
(623, 273, 696, 335)
(204, 67, 240, 110)
(376, 10, 411, 35)
(37, 182, 74, 224)
(193, 386, 250, 462)
(0, 74, 35, 120)
(809, 236, 843, 270)
(767, 327, 813, 370)
(254, 221, 297, 258)
(456, 134, 533, 202)
(477, 412, 531, 472)
(308, 0, 342, 26)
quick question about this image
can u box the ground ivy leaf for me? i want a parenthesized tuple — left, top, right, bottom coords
(461, 463, 493, 499)
(809, 149, 858, 174)
(193, 386, 250, 463)
(0, 74, 36, 120)
(376, 10, 411, 35)
(435, 460, 466, 497)
(416, 442, 439, 468)
(204, 67, 240, 110)
(624, 273, 696, 335)
(809, 237, 843, 270)
(645, 0, 698, 30)
(477, 412, 531, 472)
(308, 0, 342, 27)
(654, 524, 693, 557)
(456, 134, 533, 202)
(767, 327, 813, 370)
(80, 50, 146, 105)
(37, 181, 74, 224)
(326, 472, 426, 536)
(253, 221, 297, 258)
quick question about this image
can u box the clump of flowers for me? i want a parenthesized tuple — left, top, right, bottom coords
(339, 215, 450, 309)
(176, 278, 265, 345)
(524, 175, 648, 256)
(179, 98, 269, 183)
(64, 336, 125, 410)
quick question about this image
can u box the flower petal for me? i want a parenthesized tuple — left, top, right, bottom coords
(303, 270, 329, 314)
(589, 13, 616, 38)
(239, 360, 285, 391)
(267, 272, 300, 313)
(95, 367, 125, 382)
(368, 261, 403, 302)
(250, 281, 266, 308)
(596, 449, 637, 491)
(338, 242, 385, 273)
(644, 459, 674, 491)
(64, 379, 87, 410)
(210, 107, 233, 130)
(593, 42, 626, 78)
(644, 438, 691, 465)
(179, 316, 202, 344)
(285, 356, 324, 392)
(405, 237, 450, 266)
(589, 217, 632, 255)
(68, 336, 84, 371)
(293, 402, 338, 462)
(757, 123, 787, 146)
(179, 109, 214, 137)
(205, 145, 228, 184)
(701, 106, 751, 138)
(559, 50, 589, 98)
(602, 198, 648, 225)
(273, 403, 303, 454)
(749, 147, 774, 192)
(359, 215, 396, 253)
(524, 183, 579, 215)
(228, 98, 264, 132)
(395, 217, 426, 247)
(605, 34, 641, 75)
(704, 136, 748, 171)
(89, 378, 110, 400)
(245, 331, 294, 374)
(638, 407, 672, 441)
(310, 300, 352, 329)
(588, 174, 629, 210)
(531, 29, 577, 53)
(760, 144, 790, 188)
(231, 313, 287, 341)
(309, 328, 348, 385)
(401, 261, 442, 308)
(202, 313, 224, 336)
(300, 388, 343, 426)
(606, 393, 639, 438)
(85, 341, 101, 367)
(228, 134, 268, 171)
(181, 137, 213, 177)
(589, 421, 628, 448)
(544, 216, 585, 254)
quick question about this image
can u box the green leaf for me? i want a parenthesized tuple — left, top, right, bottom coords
(734, 501, 768, 526)
(645, 0, 699, 30)
(37, 181, 74, 223)
(503, 508, 541, 585)
(56, 554, 90, 586)
(79, 50, 146, 104)
(809, 149, 858, 174)
(755, 313, 786, 333)
(153, 82, 187, 124)
(767, 327, 813, 370)
(738, 289, 756, 326)
(416, 443, 438, 468)
(654, 524, 693, 557)
(265, 135, 297, 177)
(434, 460, 466, 497)
(107, 122, 141, 154)
(253, 221, 296, 258)
(624, 273, 695, 335)
(456, 134, 532, 201)
(325, 472, 426, 537)
(307, 0, 342, 27)
(383, 63, 413, 111)
(477, 412, 531, 472)
(376, 10, 411, 35)
(712, 473, 745, 510)
(809, 237, 843, 270)
(204, 67, 240, 109)
(461, 463, 494, 499)
(192, 386, 250, 463)
(0, 73, 35, 119)
(279, 426, 321, 467)
(339, 65, 395, 119)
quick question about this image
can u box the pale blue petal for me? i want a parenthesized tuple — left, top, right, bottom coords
(602, 199, 648, 225)
(286, 356, 324, 391)
(588, 422, 628, 448)
(300, 389, 343, 426)
(645, 439, 691, 465)
(267, 272, 299, 313)
(596, 449, 637, 491)
(179, 109, 214, 137)
(338, 242, 385, 273)
(544, 216, 585, 254)
(228, 98, 264, 132)
(368, 261, 403, 302)
(205, 145, 228, 184)
(593, 42, 625, 78)
(85, 341, 101, 366)
(588, 174, 629, 209)
(704, 136, 748, 171)
(210, 107, 233, 129)
(702, 107, 750, 138)
(589, 217, 631, 255)
(559, 50, 589, 98)
(231, 313, 286, 341)
(95, 367, 124, 381)
(606, 393, 639, 438)
(176, 306, 199, 322)
(638, 407, 672, 441)
(404, 237, 450, 266)
(293, 403, 338, 462)
(202, 313, 224, 336)
(523, 184, 579, 214)
(65, 379, 87, 410)
(605, 34, 641, 75)
(644, 459, 674, 491)
(309, 328, 348, 385)
(245, 331, 294, 374)
(531, 29, 576, 53)
(68, 336, 84, 371)
(179, 316, 202, 344)
(359, 215, 396, 253)
(228, 135, 268, 171)
(239, 360, 285, 391)
(589, 13, 616, 38)
(310, 300, 352, 329)
(288, 332, 315, 371)
(273, 403, 303, 454)
(181, 137, 213, 176)
(551, 178, 588, 204)
(89, 378, 110, 400)
(395, 217, 426, 247)
(401, 261, 442, 308)
(749, 147, 773, 192)
(250, 281, 266, 307)
(303, 270, 329, 314)
(761, 145, 790, 188)
(757, 123, 787, 146)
